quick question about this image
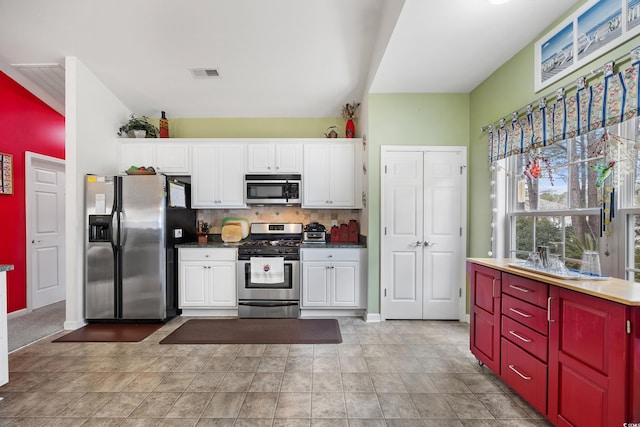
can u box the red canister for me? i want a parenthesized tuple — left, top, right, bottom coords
(348, 219, 359, 243)
(330, 225, 340, 243)
(339, 224, 349, 242)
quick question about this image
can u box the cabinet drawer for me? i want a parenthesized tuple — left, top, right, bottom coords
(501, 338, 547, 416)
(179, 248, 237, 261)
(502, 273, 548, 308)
(502, 294, 548, 335)
(301, 248, 360, 261)
(502, 315, 548, 363)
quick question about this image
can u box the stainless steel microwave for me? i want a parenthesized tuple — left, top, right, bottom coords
(244, 174, 301, 205)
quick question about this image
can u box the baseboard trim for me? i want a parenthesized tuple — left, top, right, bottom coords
(365, 312, 381, 323)
(7, 308, 29, 320)
(63, 320, 87, 330)
(299, 309, 365, 318)
(180, 309, 239, 317)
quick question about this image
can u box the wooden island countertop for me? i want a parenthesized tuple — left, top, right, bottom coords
(467, 258, 640, 306)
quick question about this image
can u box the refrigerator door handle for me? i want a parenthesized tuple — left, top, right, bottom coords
(111, 213, 119, 248)
(119, 211, 126, 246)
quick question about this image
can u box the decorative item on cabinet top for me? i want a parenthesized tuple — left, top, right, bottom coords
(324, 126, 338, 138)
(118, 114, 159, 138)
(342, 102, 360, 139)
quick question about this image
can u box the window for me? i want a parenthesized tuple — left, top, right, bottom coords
(499, 120, 640, 280)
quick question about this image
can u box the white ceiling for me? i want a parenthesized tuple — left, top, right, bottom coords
(0, 0, 579, 118)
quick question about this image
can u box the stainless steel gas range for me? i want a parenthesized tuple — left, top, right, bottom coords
(237, 223, 302, 318)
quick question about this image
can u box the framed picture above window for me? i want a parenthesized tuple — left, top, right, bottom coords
(0, 153, 12, 195)
(534, 0, 640, 92)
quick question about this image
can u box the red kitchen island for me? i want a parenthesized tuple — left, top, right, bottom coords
(467, 258, 640, 427)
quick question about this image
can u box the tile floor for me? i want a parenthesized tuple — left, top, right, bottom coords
(0, 317, 553, 426)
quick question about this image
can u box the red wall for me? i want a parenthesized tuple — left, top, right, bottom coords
(0, 71, 65, 313)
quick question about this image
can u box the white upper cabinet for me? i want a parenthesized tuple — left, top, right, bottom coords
(303, 140, 361, 208)
(120, 141, 154, 171)
(192, 143, 246, 208)
(154, 143, 191, 174)
(246, 142, 302, 174)
(119, 139, 191, 175)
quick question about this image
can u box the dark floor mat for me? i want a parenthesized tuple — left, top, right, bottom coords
(53, 323, 163, 343)
(160, 318, 342, 344)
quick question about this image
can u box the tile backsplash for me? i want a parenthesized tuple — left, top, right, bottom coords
(197, 207, 361, 233)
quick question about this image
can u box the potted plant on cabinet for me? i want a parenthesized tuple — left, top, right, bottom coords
(118, 114, 159, 138)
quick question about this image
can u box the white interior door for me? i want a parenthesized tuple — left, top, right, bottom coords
(382, 147, 466, 320)
(382, 151, 424, 319)
(26, 152, 66, 309)
(422, 152, 463, 319)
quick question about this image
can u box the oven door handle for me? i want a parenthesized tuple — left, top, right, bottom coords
(239, 301, 299, 307)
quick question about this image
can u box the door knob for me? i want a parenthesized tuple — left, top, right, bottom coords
(424, 241, 437, 247)
(413, 241, 423, 247)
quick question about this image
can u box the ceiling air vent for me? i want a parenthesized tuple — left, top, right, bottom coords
(189, 67, 221, 79)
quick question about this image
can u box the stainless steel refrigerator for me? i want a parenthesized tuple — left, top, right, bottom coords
(85, 174, 196, 321)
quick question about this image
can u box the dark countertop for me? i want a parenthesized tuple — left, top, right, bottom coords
(175, 235, 367, 249)
(175, 235, 241, 249)
(300, 242, 366, 249)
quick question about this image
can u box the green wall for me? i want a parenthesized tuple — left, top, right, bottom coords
(468, 7, 640, 258)
(366, 93, 470, 313)
(152, 117, 350, 138)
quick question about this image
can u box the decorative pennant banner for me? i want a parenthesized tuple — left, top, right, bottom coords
(486, 47, 640, 163)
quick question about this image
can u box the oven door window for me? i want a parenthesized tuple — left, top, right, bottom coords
(244, 263, 293, 289)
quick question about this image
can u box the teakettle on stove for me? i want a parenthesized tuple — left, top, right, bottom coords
(303, 222, 327, 243)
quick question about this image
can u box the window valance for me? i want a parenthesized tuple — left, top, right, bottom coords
(486, 52, 640, 163)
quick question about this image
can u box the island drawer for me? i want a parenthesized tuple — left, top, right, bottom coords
(502, 294, 548, 335)
(502, 273, 549, 308)
(502, 315, 548, 362)
(501, 338, 548, 416)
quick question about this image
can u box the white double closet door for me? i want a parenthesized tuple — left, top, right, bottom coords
(381, 146, 467, 320)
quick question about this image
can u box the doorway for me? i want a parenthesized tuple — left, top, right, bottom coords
(381, 146, 467, 320)
(25, 152, 66, 311)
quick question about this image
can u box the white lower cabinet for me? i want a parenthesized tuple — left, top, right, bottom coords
(301, 248, 365, 309)
(179, 248, 237, 311)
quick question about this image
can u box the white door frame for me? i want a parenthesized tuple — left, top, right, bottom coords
(25, 151, 66, 312)
(380, 145, 468, 322)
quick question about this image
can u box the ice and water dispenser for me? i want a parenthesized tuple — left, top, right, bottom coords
(88, 215, 113, 242)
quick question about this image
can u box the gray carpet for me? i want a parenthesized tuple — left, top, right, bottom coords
(8, 301, 65, 352)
